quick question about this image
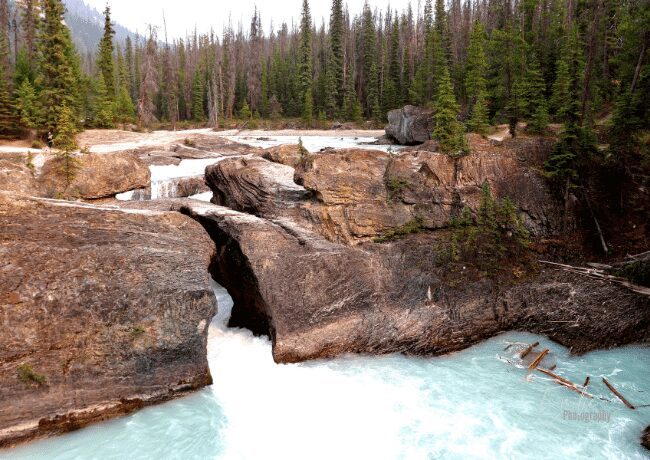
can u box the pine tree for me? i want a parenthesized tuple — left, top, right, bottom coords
(526, 53, 549, 133)
(468, 91, 489, 134)
(38, 0, 80, 128)
(382, 17, 401, 115)
(115, 83, 135, 123)
(411, 0, 433, 104)
(432, 64, 466, 156)
(53, 105, 79, 187)
(14, 79, 41, 129)
(192, 70, 205, 121)
(94, 74, 115, 128)
(0, 69, 14, 135)
(361, 2, 379, 118)
(299, 0, 313, 121)
(325, 0, 344, 115)
(97, 5, 116, 99)
(465, 22, 489, 133)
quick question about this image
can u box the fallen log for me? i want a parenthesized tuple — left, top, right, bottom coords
(539, 260, 650, 297)
(528, 349, 549, 370)
(520, 341, 540, 359)
(537, 368, 594, 398)
(603, 378, 636, 409)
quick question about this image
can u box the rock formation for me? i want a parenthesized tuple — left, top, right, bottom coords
(195, 133, 648, 363)
(385, 105, 434, 145)
(0, 160, 39, 195)
(205, 135, 562, 245)
(38, 152, 150, 200)
(643, 426, 650, 451)
(0, 193, 217, 447)
(181, 200, 649, 364)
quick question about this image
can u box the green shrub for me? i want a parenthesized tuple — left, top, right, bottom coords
(17, 364, 46, 385)
(374, 216, 425, 243)
(386, 177, 409, 201)
(31, 140, 44, 149)
(130, 326, 145, 338)
(446, 182, 529, 272)
(183, 138, 196, 147)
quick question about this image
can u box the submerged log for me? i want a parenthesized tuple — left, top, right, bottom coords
(603, 378, 636, 409)
(528, 349, 549, 370)
(537, 368, 594, 398)
(520, 341, 540, 359)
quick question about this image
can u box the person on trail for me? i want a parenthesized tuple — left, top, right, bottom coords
(47, 131, 54, 150)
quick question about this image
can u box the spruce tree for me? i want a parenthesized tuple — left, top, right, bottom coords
(38, 0, 80, 128)
(465, 22, 489, 134)
(298, 0, 313, 121)
(94, 75, 115, 128)
(526, 53, 549, 133)
(0, 70, 14, 136)
(432, 64, 466, 156)
(97, 5, 116, 99)
(115, 83, 135, 123)
(54, 105, 79, 187)
(192, 70, 205, 121)
(411, 0, 434, 104)
(361, 3, 379, 118)
(326, 0, 344, 115)
(15, 79, 41, 130)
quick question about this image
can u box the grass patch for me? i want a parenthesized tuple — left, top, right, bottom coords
(17, 364, 46, 386)
(386, 176, 409, 201)
(130, 326, 146, 339)
(374, 217, 425, 243)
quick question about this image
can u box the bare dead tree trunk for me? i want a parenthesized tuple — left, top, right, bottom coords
(630, 36, 648, 93)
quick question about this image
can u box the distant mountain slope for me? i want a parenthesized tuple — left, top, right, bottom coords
(63, 0, 137, 56)
(7, 0, 136, 57)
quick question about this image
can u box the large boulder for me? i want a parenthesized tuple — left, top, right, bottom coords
(0, 160, 40, 196)
(39, 152, 150, 199)
(0, 193, 217, 447)
(206, 156, 310, 216)
(643, 426, 650, 451)
(182, 201, 650, 364)
(385, 105, 434, 145)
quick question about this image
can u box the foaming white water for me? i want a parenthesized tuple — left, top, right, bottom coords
(5, 281, 649, 460)
(226, 135, 398, 153)
(189, 191, 214, 202)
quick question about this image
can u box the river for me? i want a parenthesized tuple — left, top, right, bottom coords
(4, 281, 649, 460)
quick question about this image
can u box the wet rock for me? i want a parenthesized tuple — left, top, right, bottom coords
(642, 426, 650, 451)
(39, 152, 150, 199)
(0, 193, 217, 447)
(385, 105, 434, 145)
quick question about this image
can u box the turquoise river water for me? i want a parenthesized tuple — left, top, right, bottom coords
(3, 281, 649, 460)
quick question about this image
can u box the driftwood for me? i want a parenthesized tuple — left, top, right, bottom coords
(603, 378, 636, 409)
(537, 368, 594, 398)
(528, 349, 549, 370)
(520, 341, 540, 359)
(539, 260, 650, 297)
(583, 376, 590, 388)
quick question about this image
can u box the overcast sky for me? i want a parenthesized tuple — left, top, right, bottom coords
(83, 0, 418, 39)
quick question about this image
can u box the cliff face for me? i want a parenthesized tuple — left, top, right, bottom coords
(0, 193, 217, 447)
